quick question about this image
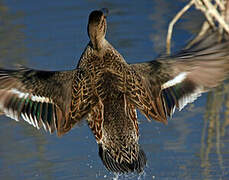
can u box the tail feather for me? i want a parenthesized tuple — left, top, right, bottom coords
(98, 145, 146, 173)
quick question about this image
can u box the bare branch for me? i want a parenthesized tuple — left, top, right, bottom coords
(166, 0, 195, 54)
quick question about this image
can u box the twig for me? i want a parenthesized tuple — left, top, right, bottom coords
(215, 0, 225, 11)
(166, 0, 229, 54)
(166, 0, 195, 54)
(225, 0, 229, 23)
(194, 0, 216, 29)
(202, 0, 229, 33)
(185, 21, 210, 49)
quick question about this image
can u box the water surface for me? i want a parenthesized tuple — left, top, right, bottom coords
(0, 0, 229, 179)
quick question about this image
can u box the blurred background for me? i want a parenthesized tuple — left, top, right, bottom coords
(0, 0, 229, 179)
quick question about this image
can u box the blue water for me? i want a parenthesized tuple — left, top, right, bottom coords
(0, 0, 229, 179)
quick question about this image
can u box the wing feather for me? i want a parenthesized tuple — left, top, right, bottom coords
(131, 32, 229, 122)
(0, 67, 93, 135)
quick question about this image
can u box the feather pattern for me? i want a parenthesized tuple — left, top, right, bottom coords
(0, 68, 92, 135)
(132, 32, 229, 120)
(0, 88, 58, 132)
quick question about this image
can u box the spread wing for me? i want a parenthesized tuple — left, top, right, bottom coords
(0, 66, 94, 136)
(131, 32, 229, 123)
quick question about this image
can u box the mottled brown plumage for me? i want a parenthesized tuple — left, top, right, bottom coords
(0, 9, 229, 173)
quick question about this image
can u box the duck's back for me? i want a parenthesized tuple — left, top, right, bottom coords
(76, 42, 146, 172)
(77, 42, 135, 130)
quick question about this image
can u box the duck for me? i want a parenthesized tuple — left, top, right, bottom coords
(0, 8, 229, 174)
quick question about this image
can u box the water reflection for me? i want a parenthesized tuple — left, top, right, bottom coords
(200, 82, 229, 179)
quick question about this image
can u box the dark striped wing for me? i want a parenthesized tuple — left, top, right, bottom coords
(0, 67, 91, 136)
(131, 32, 229, 123)
(124, 69, 167, 124)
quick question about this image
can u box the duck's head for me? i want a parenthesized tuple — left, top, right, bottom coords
(87, 8, 108, 51)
